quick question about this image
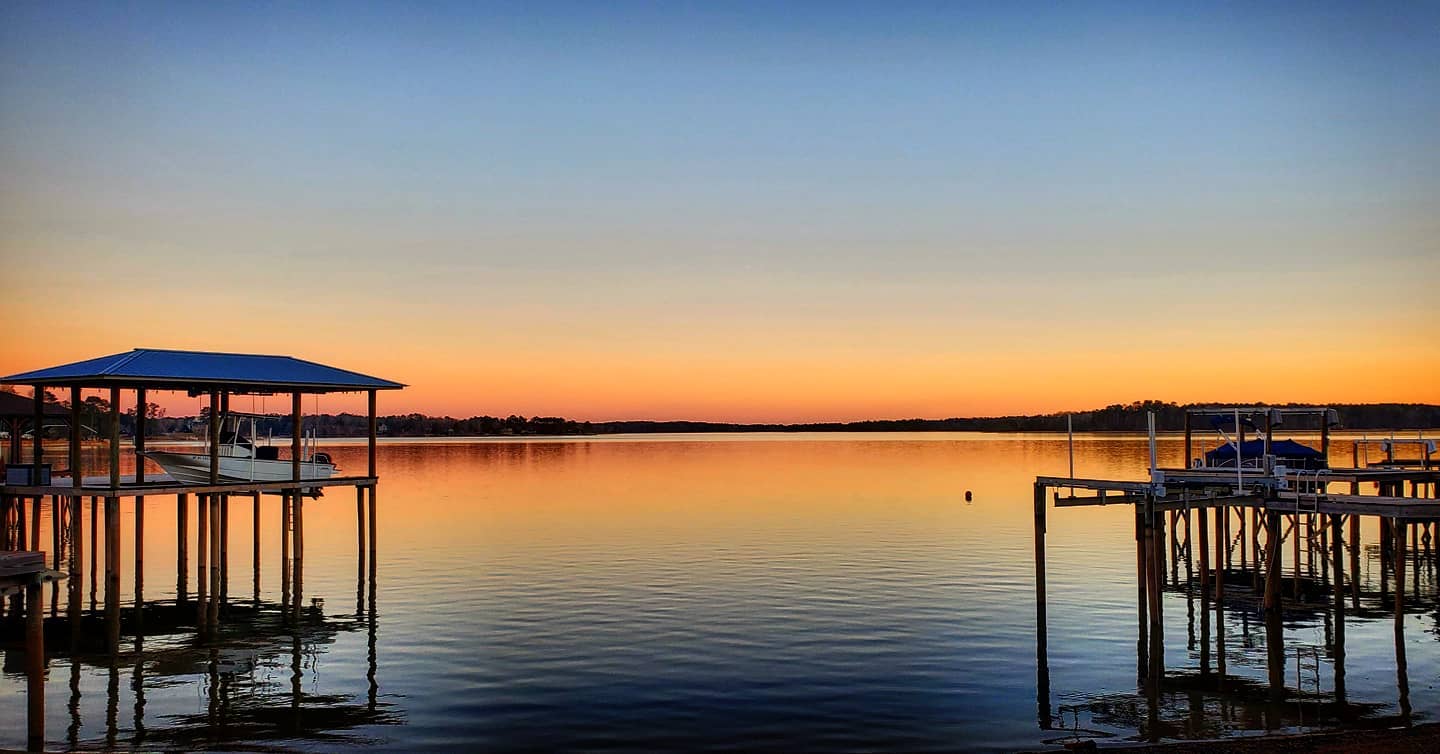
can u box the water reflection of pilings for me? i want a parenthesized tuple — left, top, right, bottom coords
(1, 484, 390, 750)
(1034, 482, 1439, 745)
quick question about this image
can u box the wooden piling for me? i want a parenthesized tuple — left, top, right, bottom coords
(1263, 511, 1282, 612)
(105, 496, 120, 651)
(1330, 513, 1346, 704)
(30, 496, 41, 551)
(1135, 506, 1148, 676)
(368, 485, 377, 576)
(280, 493, 291, 617)
(1034, 483, 1050, 728)
(1213, 504, 1225, 602)
(219, 494, 229, 607)
(196, 493, 208, 627)
(134, 495, 143, 628)
(1198, 506, 1210, 591)
(26, 578, 44, 752)
(356, 485, 366, 576)
(292, 494, 304, 618)
(88, 499, 98, 610)
(1394, 516, 1410, 721)
(252, 492, 261, 603)
(176, 494, 187, 603)
(1292, 513, 1301, 598)
(208, 494, 220, 630)
(68, 496, 81, 649)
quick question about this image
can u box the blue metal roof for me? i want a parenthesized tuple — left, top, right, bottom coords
(0, 349, 405, 392)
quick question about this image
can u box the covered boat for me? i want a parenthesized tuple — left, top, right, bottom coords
(1204, 438, 1327, 470)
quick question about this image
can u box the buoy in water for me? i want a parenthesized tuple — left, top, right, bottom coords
(964, 490, 972, 502)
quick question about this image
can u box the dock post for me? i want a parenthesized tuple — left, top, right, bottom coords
(280, 493, 291, 620)
(104, 495, 120, 653)
(1394, 516, 1410, 722)
(252, 492, 261, 604)
(1263, 511, 1282, 612)
(134, 494, 143, 630)
(219, 494, 229, 609)
(368, 485, 377, 578)
(1330, 513, 1346, 705)
(208, 494, 220, 631)
(1033, 482, 1049, 729)
(31, 496, 41, 550)
(68, 496, 81, 650)
(89, 497, 97, 611)
(196, 494, 208, 628)
(26, 577, 45, 752)
(1198, 506, 1210, 592)
(1292, 513, 1301, 599)
(293, 493, 304, 620)
(1147, 502, 1163, 641)
(1136, 506, 1148, 665)
(176, 494, 187, 604)
(1213, 503, 1225, 603)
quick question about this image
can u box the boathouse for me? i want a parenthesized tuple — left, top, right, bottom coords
(0, 348, 403, 751)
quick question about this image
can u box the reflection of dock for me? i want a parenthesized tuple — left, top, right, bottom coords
(0, 349, 403, 751)
(1032, 407, 1438, 746)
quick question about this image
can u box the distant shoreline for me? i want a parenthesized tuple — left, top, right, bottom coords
(16, 400, 1439, 441)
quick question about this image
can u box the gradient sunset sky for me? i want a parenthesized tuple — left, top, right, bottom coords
(2, 2, 1437, 421)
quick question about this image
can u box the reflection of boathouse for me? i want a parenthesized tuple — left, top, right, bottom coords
(1032, 406, 1438, 745)
(0, 348, 404, 750)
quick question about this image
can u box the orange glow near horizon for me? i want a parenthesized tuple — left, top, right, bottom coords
(2, 318, 1436, 422)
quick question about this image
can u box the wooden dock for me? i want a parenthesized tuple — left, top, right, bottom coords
(0, 348, 401, 752)
(1032, 407, 1439, 738)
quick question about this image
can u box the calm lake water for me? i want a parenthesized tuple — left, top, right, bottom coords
(1, 433, 1436, 751)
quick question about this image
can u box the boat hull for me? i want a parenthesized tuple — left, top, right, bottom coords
(142, 451, 336, 486)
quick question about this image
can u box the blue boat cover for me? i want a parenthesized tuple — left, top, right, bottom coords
(0, 349, 404, 391)
(1205, 438, 1324, 463)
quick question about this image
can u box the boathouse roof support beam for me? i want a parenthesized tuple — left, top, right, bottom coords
(134, 388, 146, 485)
(367, 390, 377, 479)
(69, 388, 82, 488)
(108, 387, 120, 489)
(208, 391, 221, 486)
(31, 386, 43, 481)
(292, 392, 302, 484)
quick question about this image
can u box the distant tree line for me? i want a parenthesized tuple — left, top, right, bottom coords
(13, 395, 1440, 438)
(589, 401, 1440, 434)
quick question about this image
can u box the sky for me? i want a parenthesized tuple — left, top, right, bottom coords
(1, 2, 1437, 422)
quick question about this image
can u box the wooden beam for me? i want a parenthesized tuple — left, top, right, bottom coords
(134, 388, 146, 484)
(1183, 411, 1192, 469)
(108, 387, 120, 489)
(208, 391, 220, 485)
(291, 392, 302, 483)
(32, 385, 43, 482)
(69, 387, 82, 490)
(367, 389, 377, 478)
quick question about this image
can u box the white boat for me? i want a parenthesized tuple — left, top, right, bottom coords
(143, 413, 336, 491)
